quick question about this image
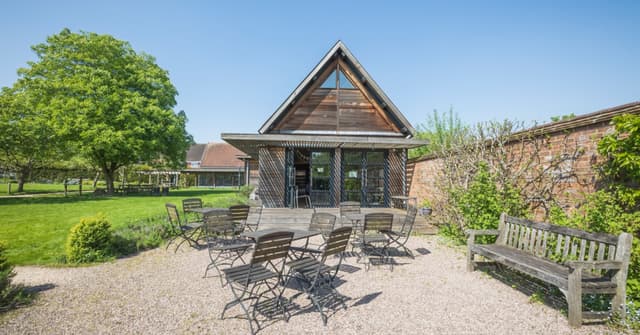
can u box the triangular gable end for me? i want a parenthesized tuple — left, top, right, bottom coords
(259, 41, 415, 137)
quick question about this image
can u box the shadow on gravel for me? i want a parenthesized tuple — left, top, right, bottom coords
(24, 283, 56, 294)
(352, 291, 382, 307)
(415, 247, 431, 255)
(477, 263, 569, 313)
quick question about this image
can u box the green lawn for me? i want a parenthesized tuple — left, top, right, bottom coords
(0, 188, 245, 265)
(0, 182, 95, 195)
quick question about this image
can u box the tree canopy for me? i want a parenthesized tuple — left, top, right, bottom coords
(14, 29, 192, 192)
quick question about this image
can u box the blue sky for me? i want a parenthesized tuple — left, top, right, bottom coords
(1, 1, 639, 143)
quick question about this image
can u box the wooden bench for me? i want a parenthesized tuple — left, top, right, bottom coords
(466, 213, 633, 327)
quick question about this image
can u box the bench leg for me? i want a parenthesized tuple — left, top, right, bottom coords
(567, 268, 582, 327)
(611, 270, 627, 320)
(466, 247, 475, 272)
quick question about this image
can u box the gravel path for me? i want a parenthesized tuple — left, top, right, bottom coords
(0, 236, 617, 334)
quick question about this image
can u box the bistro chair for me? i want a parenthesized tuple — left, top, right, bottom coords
(289, 212, 337, 258)
(229, 204, 251, 232)
(165, 203, 202, 252)
(286, 226, 352, 326)
(339, 201, 361, 233)
(202, 209, 253, 286)
(221, 231, 294, 335)
(352, 213, 393, 270)
(182, 197, 204, 225)
(381, 206, 417, 258)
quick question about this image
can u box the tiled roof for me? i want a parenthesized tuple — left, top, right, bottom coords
(200, 143, 245, 168)
(186, 144, 207, 162)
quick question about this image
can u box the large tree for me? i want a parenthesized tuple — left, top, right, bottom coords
(0, 87, 62, 192)
(16, 29, 192, 193)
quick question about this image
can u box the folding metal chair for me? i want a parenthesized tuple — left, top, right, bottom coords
(339, 201, 361, 235)
(202, 209, 253, 286)
(221, 231, 294, 335)
(381, 206, 417, 258)
(165, 203, 202, 252)
(289, 212, 337, 258)
(182, 197, 203, 224)
(286, 226, 352, 325)
(352, 213, 393, 270)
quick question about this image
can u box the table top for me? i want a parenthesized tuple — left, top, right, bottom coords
(242, 228, 321, 241)
(186, 207, 227, 214)
(390, 196, 416, 201)
(344, 213, 365, 222)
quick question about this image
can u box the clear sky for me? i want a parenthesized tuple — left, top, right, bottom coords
(1, 1, 639, 143)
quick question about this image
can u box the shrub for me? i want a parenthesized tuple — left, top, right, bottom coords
(111, 215, 173, 255)
(238, 185, 255, 199)
(65, 213, 113, 263)
(0, 241, 31, 311)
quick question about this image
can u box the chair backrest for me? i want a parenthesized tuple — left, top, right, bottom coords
(309, 213, 337, 240)
(182, 198, 203, 212)
(229, 205, 250, 222)
(322, 227, 353, 258)
(339, 201, 361, 216)
(400, 206, 418, 235)
(203, 209, 235, 236)
(165, 203, 181, 227)
(251, 231, 294, 265)
(364, 213, 394, 232)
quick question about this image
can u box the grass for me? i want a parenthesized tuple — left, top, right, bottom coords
(0, 188, 245, 265)
(0, 182, 95, 195)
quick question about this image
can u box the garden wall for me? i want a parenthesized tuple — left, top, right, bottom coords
(408, 101, 640, 220)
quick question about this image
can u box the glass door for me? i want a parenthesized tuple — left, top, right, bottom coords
(310, 151, 332, 207)
(342, 151, 388, 207)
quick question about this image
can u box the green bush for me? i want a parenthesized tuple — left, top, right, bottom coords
(65, 213, 113, 263)
(238, 185, 255, 199)
(449, 163, 526, 243)
(0, 241, 31, 311)
(111, 215, 173, 255)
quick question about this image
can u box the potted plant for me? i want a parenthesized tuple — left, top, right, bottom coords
(419, 199, 433, 216)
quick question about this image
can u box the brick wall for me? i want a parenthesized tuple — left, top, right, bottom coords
(408, 102, 640, 220)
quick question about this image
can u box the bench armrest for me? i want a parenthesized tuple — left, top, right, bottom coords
(565, 260, 622, 271)
(465, 229, 500, 237)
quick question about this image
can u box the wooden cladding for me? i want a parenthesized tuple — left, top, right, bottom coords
(272, 60, 400, 134)
(258, 147, 286, 208)
(388, 149, 406, 197)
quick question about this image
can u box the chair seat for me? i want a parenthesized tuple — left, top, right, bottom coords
(223, 264, 279, 286)
(287, 257, 333, 278)
(380, 229, 404, 237)
(358, 234, 389, 244)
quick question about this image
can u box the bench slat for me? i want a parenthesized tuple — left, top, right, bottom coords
(541, 231, 549, 257)
(563, 235, 571, 260)
(597, 242, 606, 261)
(579, 239, 587, 261)
(556, 234, 563, 257)
(587, 241, 596, 261)
(608, 245, 616, 260)
(505, 215, 619, 244)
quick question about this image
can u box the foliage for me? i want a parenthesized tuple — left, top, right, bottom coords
(0, 241, 32, 312)
(14, 29, 193, 193)
(65, 213, 114, 263)
(110, 215, 173, 255)
(598, 113, 640, 209)
(550, 113, 576, 122)
(0, 86, 64, 192)
(452, 163, 526, 242)
(410, 108, 469, 158)
(238, 184, 255, 199)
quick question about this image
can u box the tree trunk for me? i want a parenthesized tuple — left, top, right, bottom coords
(103, 167, 116, 194)
(92, 171, 100, 189)
(17, 173, 26, 193)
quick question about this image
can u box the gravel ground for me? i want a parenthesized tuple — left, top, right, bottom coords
(0, 236, 618, 334)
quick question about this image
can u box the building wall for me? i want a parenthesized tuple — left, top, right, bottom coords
(408, 120, 614, 219)
(258, 147, 286, 208)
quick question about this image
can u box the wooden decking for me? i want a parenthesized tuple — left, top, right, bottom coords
(246, 207, 436, 234)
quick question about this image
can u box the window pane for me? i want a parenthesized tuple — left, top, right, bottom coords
(344, 152, 361, 164)
(320, 70, 337, 88)
(311, 151, 331, 164)
(339, 70, 356, 89)
(367, 151, 384, 164)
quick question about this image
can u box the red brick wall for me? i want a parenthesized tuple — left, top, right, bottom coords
(408, 120, 614, 219)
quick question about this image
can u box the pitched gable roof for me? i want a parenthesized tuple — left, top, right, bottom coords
(186, 143, 207, 162)
(259, 41, 415, 137)
(200, 143, 245, 168)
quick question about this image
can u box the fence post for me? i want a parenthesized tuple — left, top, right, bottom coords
(79, 177, 83, 195)
(7, 182, 11, 195)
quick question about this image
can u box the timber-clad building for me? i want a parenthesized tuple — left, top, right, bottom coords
(222, 41, 427, 208)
